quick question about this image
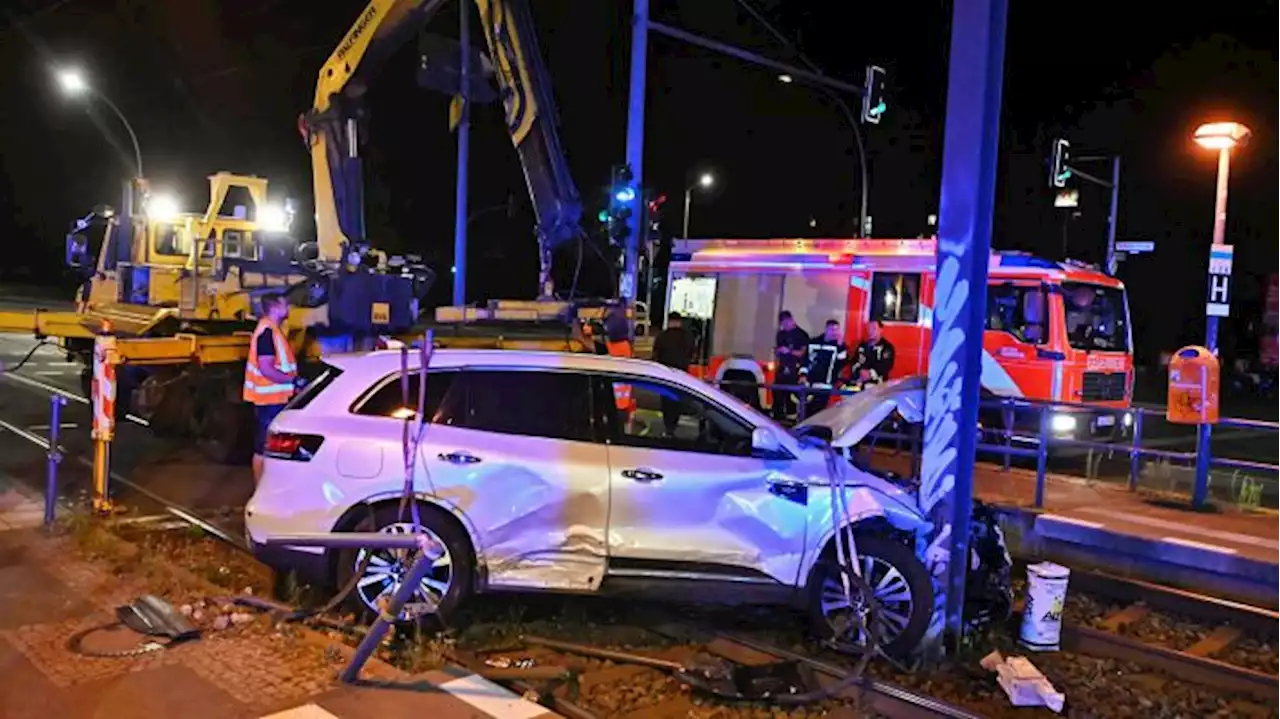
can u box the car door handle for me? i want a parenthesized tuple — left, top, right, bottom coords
(622, 468, 663, 482)
(438, 451, 482, 465)
(767, 477, 804, 488)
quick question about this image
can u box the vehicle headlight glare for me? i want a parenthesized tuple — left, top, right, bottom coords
(1050, 413, 1077, 433)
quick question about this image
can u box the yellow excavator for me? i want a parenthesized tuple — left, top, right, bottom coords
(0, 0, 634, 461)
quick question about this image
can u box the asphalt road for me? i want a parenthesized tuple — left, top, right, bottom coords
(0, 332, 252, 540)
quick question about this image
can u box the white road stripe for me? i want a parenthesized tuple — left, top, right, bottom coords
(0, 371, 151, 426)
(1161, 537, 1239, 555)
(1074, 506, 1280, 550)
(25, 423, 78, 431)
(1038, 514, 1105, 530)
(439, 674, 550, 718)
(258, 704, 340, 719)
(35, 370, 68, 376)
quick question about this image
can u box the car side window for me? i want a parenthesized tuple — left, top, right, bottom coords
(606, 377, 753, 457)
(354, 370, 462, 424)
(870, 272, 922, 323)
(457, 370, 595, 442)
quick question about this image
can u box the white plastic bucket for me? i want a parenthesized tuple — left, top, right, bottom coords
(1019, 561, 1070, 651)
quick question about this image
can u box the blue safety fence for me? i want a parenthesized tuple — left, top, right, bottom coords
(708, 377, 1280, 511)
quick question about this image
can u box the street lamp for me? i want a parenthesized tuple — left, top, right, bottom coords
(1189, 120, 1251, 508)
(54, 67, 144, 178)
(682, 172, 715, 238)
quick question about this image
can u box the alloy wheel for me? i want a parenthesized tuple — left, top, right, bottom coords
(353, 522, 454, 614)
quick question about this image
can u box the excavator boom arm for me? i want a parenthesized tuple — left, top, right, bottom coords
(304, 0, 584, 284)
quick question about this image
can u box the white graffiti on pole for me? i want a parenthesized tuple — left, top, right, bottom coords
(919, 242, 969, 646)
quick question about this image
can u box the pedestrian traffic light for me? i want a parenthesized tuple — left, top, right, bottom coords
(862, 65, 886, 124)
(647, 193, 667, 234)
(607, 164, 635, 246)
(1050, 138, 1071, 188)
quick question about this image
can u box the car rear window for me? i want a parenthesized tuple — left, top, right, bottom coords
(286, 363, 343, 410)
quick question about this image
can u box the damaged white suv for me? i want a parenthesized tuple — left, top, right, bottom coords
(247, 350, 955, 653)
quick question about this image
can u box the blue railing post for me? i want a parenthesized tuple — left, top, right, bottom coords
(1128, 409, 1144, 491)
(44, 395, 66, 527)
(1034, 406, 1049, 509)
(1001, 398, 1013, 472)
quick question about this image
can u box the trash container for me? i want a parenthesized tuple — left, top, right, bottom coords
(1019, 562, 1070, 651)
(1167, 345, 1220, 425)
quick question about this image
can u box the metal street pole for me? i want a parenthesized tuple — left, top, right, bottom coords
(1192, 145, 1232, 507)
(1104, 155, 1121, 275)
(919, 0, 1008, 657)
(682, 186, 693, 239)
(621, 0, 650, 305)
(451, 0, 472, 306)
(93, 93, 143, 179)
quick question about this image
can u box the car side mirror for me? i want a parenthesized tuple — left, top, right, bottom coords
(751, 427, 784, 455)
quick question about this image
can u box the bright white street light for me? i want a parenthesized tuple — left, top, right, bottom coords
(56, 68, 88, 96)
(1193, 121, 1251, 151)
(778, 74, 794, 84)
(698, 173, 714, 188)
(145, 193, 181, 222)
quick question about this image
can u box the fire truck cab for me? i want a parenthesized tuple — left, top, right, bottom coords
(665, 238, 1134, 439)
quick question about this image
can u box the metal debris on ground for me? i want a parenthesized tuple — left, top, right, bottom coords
(980, 650, 1066, 713)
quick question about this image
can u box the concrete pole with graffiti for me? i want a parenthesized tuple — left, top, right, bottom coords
(916, 0, 1008, 657)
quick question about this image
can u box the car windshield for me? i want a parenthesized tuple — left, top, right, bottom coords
(1062, 282, 1130, 352)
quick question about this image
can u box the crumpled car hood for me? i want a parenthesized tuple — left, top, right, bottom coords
(796, 376, 926, 448)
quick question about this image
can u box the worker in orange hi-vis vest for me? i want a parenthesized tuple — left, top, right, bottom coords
(244, 292, 298, 482)
(603, 303, 637, 425)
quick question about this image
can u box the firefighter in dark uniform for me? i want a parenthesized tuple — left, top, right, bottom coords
(800, 319, 849, 418)
(850, 320, 896, 389)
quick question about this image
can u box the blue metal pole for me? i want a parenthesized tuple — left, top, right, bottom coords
(340, 547, 438, 683)
(451, 0, 472, 307)
(917, 0, 1008, 655)
(621, 0, 649, 304)
(1128, 409, 1144, 491)
(1193, 147, 1232, 508)
(1034, 408, 1049, 509)
(44, 395, 66, 527)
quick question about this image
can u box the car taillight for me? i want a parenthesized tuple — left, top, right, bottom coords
(264, 431, 324, 461)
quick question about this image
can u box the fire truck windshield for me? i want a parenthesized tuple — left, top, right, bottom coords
(1062, 282, 1130, 352)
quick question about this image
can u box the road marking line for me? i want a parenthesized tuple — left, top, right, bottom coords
(439, 673, 550, 718)
(258, 704, 340, 719)
(1161, 536, 1239, 555)
(35, 370, 68, 376)
(1038, 514, 1105, 529)
(1074, 506, 1280, 549)
(26, 423, 78, 431)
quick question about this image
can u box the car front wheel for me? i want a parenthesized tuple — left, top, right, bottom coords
(807, 533, 933, 656)
(335, 502, 474, 626)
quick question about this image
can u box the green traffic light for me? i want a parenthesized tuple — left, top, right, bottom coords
(598, 209, 609, 222)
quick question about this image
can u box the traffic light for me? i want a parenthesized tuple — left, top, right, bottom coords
(606, 164, 635, 246)
(647, 193, 667, 235)
(1050, 138, 1071, 188)
(861, 65, 886, 124)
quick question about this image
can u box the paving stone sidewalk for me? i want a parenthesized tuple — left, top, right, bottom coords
(0, 525, 555, 719)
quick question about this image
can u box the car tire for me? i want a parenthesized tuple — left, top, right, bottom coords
(806, 533, 934, 656)
(334, 502, 474, 627)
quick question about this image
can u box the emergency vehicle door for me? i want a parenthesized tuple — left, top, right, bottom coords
(983, 281, 1055, 401)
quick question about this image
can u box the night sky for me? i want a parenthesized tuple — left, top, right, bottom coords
(0, 0, 1274, 364)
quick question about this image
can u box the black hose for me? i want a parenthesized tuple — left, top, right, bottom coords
(6, 339, 53, 373)
(66, 621, 178, 658)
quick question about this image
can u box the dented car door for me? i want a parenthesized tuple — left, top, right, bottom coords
(424, 368, 610, 593)
(598, 375, 810, 587)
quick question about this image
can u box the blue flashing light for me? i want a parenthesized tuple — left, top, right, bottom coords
(995, 252, 1058, 269)
(450, 265, 457, 274)
(614, 186, 636, 203)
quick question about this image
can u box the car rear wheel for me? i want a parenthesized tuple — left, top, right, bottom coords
(335, 503, 473, 627)
(807, 533, 933, 656)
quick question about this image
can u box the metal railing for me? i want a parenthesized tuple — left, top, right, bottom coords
(706, 377, 1279, 511)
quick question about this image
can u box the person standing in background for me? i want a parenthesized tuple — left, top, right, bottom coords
(244, 292, 297, 483)
(603, 302, 637, 426)
(801, 319, 848, 419)
(652, 312, 696, 436)
(772, 311, 809, 422)
(850, 320, 896, 388)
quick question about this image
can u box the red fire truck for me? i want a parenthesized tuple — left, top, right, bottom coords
(665, 238, 1135, 437)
